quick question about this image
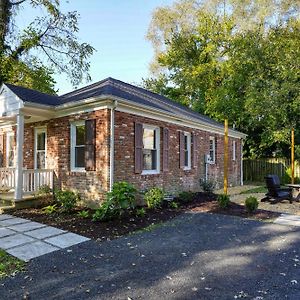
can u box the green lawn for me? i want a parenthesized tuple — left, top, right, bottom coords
(240, 186, 267, 194)
(0, 250, 25, 279)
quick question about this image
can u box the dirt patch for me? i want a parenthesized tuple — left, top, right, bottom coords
(11, 192, 280, 240)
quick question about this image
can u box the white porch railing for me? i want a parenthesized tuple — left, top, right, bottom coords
(0, 168, 53, 195)
(23, 169, 54, 194)
(0, 168, 16, 190)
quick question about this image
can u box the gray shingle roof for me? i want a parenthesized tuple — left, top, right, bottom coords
(5, 77, 226, 130)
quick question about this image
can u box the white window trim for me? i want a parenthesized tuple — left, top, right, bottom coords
(141, 124, 160, 175)
(183, 131, 191, 170)
(34, 127, 47, 169)
(232, 140, 236, 161)
(209, 136, 216, 164)
(70, 121, 86, 172)
(6, 132, 14, 168)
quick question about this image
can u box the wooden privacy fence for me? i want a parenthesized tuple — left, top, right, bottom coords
(243, 158, 300, 182)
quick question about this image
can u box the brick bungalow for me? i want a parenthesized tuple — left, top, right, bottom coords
(0, 78, 246, 206)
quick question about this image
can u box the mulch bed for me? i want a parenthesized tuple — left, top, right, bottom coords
(11, 192, 281, 241)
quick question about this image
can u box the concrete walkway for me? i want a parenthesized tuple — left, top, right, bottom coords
(0, 214, 89, 261)
(274, 213, 300, 227)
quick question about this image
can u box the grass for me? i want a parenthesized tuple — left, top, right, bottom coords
(0, 249, 25, 279)
(240, 186, 267, 194)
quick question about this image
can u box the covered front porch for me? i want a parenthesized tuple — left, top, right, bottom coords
(0, 84, 55, 202)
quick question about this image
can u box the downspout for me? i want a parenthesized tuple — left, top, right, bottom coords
(109, 100, 118, 192)
(240, 139, 243, 186)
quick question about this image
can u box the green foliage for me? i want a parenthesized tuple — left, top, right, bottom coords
(146, 1, 300, 159)
(0, 249, 25, 279)
(37, 184, 52, 197)
(281, 167, 300, 184)
(169, 201, 179, 209)
(42, 204, 58, 215)
(92, 182, 137, 222)
(136, 207, 146, 218)
(240, 186, 267, 194)
(217, 194, 230, 209)
(177, 191, 195, 203)
(144, 187, 164, 209)
(77, 210, 89, 219)
(0, 0, 95, 90)
(199, 180, 216, 193)
(54, 189, 79, 213)
(245, 196, 259, 213)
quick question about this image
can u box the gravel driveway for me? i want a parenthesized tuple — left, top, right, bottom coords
(1, 212, 300, 300)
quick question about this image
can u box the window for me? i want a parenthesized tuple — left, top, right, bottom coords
(6, 132, 14, 167)
(209, 136, 216, 164)
(142, 125, 160, 174)
(183, 132, 191, 169)
(232, 141, 236, 161)
(71, 122, 85, 171)
(34, 128, 46, 169)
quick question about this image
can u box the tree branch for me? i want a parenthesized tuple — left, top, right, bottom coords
(10, 0, 27, 5)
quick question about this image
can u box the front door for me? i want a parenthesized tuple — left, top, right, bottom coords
(34, 128, 47, 169)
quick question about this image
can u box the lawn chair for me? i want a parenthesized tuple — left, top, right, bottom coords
(261, 174, 292, 204)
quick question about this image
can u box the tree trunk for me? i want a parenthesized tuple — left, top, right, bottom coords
(0, 0, 11, 54)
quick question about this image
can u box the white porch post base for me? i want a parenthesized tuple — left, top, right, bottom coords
(14, 113, 24, 200)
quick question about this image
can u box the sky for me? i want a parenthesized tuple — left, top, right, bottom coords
(17, 0, 175, 94)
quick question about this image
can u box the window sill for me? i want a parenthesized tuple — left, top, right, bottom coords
(70, 168, 86, 173)
(183, 167, 191, 171)
(141, 170, 160, 176)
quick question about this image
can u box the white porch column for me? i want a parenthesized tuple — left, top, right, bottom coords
(14, 113, 24, 200)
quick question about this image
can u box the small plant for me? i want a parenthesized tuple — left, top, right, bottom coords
(144, 187, 164, 209)
(136, 207, 146, 217)
(245, 196, 259, 213)
(169, 201, 179, 209)
(37, 185, 52, 196)
(93, 181, 137, 221)
(42, 204, 58, 214)
(177, 191, 194, 203)
(54, 189, 79, 213)
(217, 194, 230, 209)
(77, 210, 89, 218)
(199, 179, 215, 193)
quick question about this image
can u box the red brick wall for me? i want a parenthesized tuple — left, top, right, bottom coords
(113, 111, 241, 194)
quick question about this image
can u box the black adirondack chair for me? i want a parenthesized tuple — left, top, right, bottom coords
(261, 174, 292, 203)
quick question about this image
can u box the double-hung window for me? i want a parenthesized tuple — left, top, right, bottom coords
(34, 128, 46, 169)
(209, 136, 216, 164)
(232, 140, 236, 161)
(142, 125, 160, 174)
(6, 132, 14, 167)
(71, 121, 85, 171)
(183, 132, 191, 169)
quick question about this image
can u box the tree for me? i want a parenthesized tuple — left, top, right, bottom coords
(0, 0, 95, 93)
(145, 0, 300, 158)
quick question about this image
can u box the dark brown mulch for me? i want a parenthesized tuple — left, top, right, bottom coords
(10, 192, 280, 241)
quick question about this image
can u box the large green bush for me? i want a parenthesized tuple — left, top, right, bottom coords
(54, 189, 79, 212)
(144, 187, 164, 209)
(245, 196, 259, 213)
(92, 182, 137, 221)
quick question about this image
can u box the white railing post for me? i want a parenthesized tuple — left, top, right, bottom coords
(14, 113, 24, 200)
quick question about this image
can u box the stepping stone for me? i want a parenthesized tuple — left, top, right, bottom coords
(0, 217, 30, 227)
(279, 214, 300, 221)
(0, 233, 34, 250)
(45, 232, 90, 249)
(0, 228, 15, 238)
(0, 214, 14, 221)
(8, 221, 46, 233)
(25, 226, 66, 239)
(274, 219, 300, 227)
(7, 241, 59, 262)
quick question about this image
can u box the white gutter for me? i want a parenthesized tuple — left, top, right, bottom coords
(109, 100, 118, 191)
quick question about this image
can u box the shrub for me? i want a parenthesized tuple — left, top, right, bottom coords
(54, 189, 79, 213)
(42, 204, 58, 214)
(177, 191, 195, 203)
(217, 194, 230, 209)
(144, 187, 164, 209)
(77, 210, 89, 218)
(169, 201, 179, 209)
(136, 207, 146, 217)
(92, 181, 137, 221)
(281, 167, 300, 184)
(245, 196, 259, 213)
(199, 179, 215, 193)
(37, 185, 52, 197)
